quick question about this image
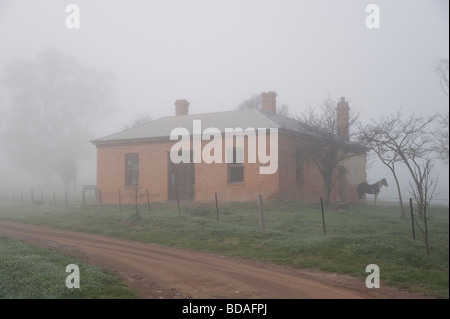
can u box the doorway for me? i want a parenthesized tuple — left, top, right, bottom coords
(168, 151, 195, 201)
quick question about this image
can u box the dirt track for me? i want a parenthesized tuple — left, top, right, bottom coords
(0, 220, 431, 299)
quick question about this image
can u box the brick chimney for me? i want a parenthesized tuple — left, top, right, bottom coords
(336, 97, 350, 140)
(175, 99, 189, 116)
(261, 91, 277, 113)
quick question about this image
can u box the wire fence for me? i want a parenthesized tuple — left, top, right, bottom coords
(0, 187, 98, 208)
(1, 187, 448, 209)
(1, 186, 448, 240)
(375, 196, 449, 205)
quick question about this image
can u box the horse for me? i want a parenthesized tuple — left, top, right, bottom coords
(357, 178, 388, 205)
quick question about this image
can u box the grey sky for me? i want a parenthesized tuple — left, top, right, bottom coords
(0, 0, 448, 200)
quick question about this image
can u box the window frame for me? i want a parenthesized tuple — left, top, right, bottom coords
(227, 147, 244, 184)
(125, 153, 139, 186)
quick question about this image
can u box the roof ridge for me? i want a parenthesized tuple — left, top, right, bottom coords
(91, 108, 302, 144)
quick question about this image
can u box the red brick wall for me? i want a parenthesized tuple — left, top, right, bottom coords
(96, 142, 172, 205)
(95, 132, 365, 204)
(278, 132, 325, 202)
(277, 131, 365, 203)
(193, 135, 279, 202)
(95, 135, 280, 205)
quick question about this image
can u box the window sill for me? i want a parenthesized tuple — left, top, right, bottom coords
(227, 182, 245, 186)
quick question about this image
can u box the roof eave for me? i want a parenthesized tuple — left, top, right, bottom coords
(91, 136, 173, 147)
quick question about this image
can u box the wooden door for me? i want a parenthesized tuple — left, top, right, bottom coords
(168, 152, 195, 201)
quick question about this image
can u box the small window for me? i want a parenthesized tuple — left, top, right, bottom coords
(296, 150, 303, 185)
(227, 147, 244, 183)
(125, 153, 139, 186)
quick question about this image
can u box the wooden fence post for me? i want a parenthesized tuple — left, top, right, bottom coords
(118, 190, 122, 211)
(147, 189, 150, 212)
(53, 191, 56, 207)
(98, 189, 103, 208)
(134, 185, 138, 215)
(215, 192, 219, 222)
(320, 197, 326, 236)
(82, 190, 85, 208)
(258, 194, 265, 230)
(176, 188, 180, 216)
(409, 198, 416, 240)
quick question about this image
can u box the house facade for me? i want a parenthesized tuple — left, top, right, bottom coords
(91, 92, 366, 204)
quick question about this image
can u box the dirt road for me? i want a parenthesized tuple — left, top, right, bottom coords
(0, 220, 430, 299)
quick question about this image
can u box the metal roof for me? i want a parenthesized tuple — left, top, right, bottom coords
(91, 109, 309, 145)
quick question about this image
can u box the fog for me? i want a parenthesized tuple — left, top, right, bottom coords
(0, 0, 448, 203)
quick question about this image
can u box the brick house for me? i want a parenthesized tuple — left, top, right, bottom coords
(91, 92, 366, 204)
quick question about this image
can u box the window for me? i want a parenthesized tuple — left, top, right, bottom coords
(296, 150, 303, 185)
(227, 147, 244, 183)
(125, 153, 139, 186)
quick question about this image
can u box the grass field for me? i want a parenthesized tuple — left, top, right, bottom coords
(0, 236, 137, 298)
(0, 199, 448, 298)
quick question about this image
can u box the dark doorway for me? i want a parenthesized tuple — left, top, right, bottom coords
(168, 151, 195, 201)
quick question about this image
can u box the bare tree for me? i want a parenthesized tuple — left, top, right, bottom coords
(237, 94, 290, 116)
(123, 112, 153, 130)
(128, 184, 142, 220)
(297, 93, 364, 205)
(238, 94, 262, 110)
(435, 59, 449, 97)
(359, 110, 440, 254)
(358, 110, 406, 216)
(408, 158, 439, 255)
(55, 157, 79, 192)
(432, 59, 449, 163)
(433, 111, 449, 164)
(1, 49, 115, 186)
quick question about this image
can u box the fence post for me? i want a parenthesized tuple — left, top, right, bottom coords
(53, 191, 56, 207)
(134, 185, 138, 215)
(258, 194, 265, 230)
(409, 198, 416, 240)
(65, 191, 68, 207)
(98, 189, 103, 208)
(215, 192, 219, 222)
(31, 190, 34, 203)
(118, 190, 122, 211)
(147, 189, 150, 212)
(176, 188, 180, 216)
(82, 190, 85, 208)
(320, 197, 326, 236)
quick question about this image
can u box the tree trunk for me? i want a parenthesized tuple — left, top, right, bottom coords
(423, 207, 430, 256)
(389, 167, 405, 217)
(324, 177, 331, 205)
(425, 223, 430, 256)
